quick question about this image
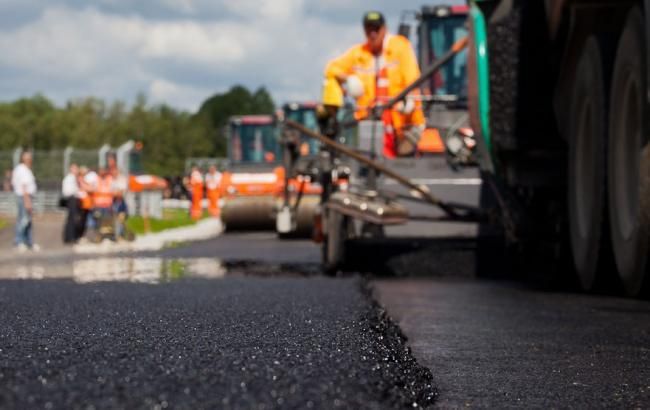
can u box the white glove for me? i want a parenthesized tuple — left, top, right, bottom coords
(345, 75, 364, 98)
(403, 124, 425, 144)
(395, 98, 416, 114)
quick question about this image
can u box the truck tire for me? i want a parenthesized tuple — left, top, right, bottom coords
(567, 36, 611, 291)
(608, 7, 650, 297)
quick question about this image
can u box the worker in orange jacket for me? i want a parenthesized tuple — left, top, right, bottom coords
(189, 166, 204, 220)
(77, 166, 95, 239)
(322, 11, 425, 158)
(92, 168, 114, 236)
(204, 165, 222, 218)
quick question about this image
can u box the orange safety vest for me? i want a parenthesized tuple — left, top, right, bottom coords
(205, 172, 221, 217)
(205, 172, 221, 191)
(190, 170, 204, 219)
(79, 191, 93, 210)
(376, 66, 397, 158)
(94, 175, 113, 208)
(323, 34, 425, 126)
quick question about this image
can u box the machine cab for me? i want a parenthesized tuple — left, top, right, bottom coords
(417, 5, 469, 104)
(227, 115, 280, 169)
(281, 102, 321, 156)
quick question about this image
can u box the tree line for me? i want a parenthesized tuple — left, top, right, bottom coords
(0, 85, 275, 176)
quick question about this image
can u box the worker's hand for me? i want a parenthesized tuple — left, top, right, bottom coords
(403, 124, 425, 145)
(395, 98, 416, 114)
(344, 75, 364, 98)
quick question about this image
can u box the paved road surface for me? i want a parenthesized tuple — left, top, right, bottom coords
(1, 157, 649, 408)
(0, 273, 434, 409)
(374, 279, 650, 408)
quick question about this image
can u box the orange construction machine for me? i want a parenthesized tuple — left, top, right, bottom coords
(219, 114, 321, 234)
(220, 115, 283, 230)
(400, 4, 476, 164)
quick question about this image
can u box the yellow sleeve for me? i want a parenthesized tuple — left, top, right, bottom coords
(397, 36, 421, 87)
(322, 46, 358, 107)
(397, 36, 426, 126)
(324, 46, 358, 80)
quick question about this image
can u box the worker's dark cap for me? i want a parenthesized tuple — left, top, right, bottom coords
(362, 11, 385, 29)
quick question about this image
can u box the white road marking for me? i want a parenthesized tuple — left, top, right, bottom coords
(384, 178, 482, 186)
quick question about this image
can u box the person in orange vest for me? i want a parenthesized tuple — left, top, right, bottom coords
(189, 165, 204, 220)
(78, 166, 98, 240)
(93, 168, 114, 234)
(76, 166, 94, 239)
(204, 165, 222, 218)
(322, 11, 425, 158)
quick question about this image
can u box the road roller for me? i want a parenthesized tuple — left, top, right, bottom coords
(220, 113, 321, 235)
(220, 115, 283, 231)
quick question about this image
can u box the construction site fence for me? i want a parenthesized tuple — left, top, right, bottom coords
(1, 147, 103, 191)
(0, 191, 63, 216)
(0, 191, 165, 219)
(184, 158, 230, 173)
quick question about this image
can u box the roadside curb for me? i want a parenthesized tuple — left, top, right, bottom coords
(73, 218, 224, 254)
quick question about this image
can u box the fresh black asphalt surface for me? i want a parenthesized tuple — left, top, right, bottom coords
(1, 157, 649, 408)
(0, 275, 434, 409)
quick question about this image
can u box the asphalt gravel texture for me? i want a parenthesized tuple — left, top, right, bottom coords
(0, 275, 435, 409)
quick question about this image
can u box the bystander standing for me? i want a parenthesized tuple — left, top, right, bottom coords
(76, 166, 94, 240)
(205, 165, 222, 218)
(11, 151, 39, 252)
(189, 165, 204, 220)
(82, 167, 99, 237)
(109, 159, 129, 240)
(61, 163, 80, 244)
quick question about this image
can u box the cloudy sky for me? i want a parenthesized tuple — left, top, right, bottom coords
(0, 0, 462, 112)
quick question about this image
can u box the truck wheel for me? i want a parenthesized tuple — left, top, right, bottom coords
(568, 36, 610, 291)
(608, 8, 650, 297)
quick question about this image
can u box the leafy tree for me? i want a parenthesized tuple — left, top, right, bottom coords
(0, 85, 275, 176)
(195, 85, 276, 155)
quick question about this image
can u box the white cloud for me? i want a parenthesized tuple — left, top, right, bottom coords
(148, 78, 208, 108)
(0, 1, 461, 111)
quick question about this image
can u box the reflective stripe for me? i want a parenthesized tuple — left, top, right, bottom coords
(377, 78, 390, 87)
(94, 176, 113, 208)
(205, 173, 222, 190)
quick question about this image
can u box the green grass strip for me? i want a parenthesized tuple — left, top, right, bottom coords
(125, 208, 207, 236)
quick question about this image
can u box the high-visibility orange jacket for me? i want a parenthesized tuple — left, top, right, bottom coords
(205, 172, 221, 191)
(190, 170, 204, 219)
(323, 34, 425, 127)
(205, 171, 221, 217)
(94, 175, 113, 208)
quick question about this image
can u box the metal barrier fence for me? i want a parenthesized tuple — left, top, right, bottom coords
(1, 144, 169, 219)
(0, 151, 14, 179)
(184, 157, 230, 173)
(0, 191, 164, 218)
(0, 191, 64, 216)
(67, 148, 100, 172)
(32, 149, 66, 190)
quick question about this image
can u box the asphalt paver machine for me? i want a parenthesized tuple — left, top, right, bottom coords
(400, 4, 477, 167)
(280, 37, 486, 273)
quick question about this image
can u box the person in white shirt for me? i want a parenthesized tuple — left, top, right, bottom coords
(110, 166, 129, 240)
(61, 163, 80, 244)
(11, 151, 38, 251)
